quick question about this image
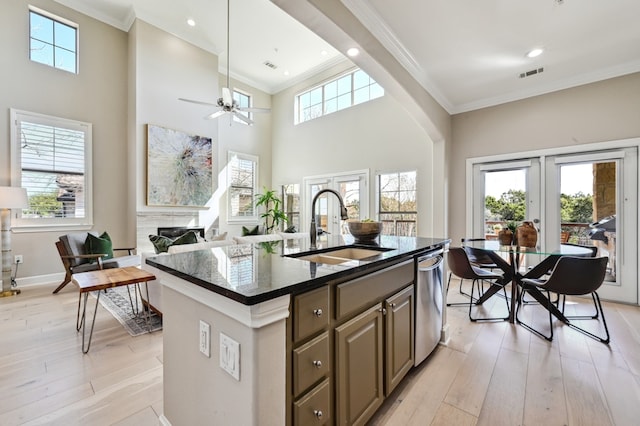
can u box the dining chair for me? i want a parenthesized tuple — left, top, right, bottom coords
(516, 256, 610, 343)
(446, 238, 497, 306)
(446, 247, 510, 322)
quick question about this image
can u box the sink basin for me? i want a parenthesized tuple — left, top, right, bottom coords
(286, 245, 392, 265)
(296, 254, 357, 265)
(319, 248, 387, 260)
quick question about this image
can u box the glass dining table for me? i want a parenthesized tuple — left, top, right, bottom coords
(461, 240, 594, 323)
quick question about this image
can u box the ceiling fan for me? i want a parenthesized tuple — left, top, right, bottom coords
(178, 0, 270, 125)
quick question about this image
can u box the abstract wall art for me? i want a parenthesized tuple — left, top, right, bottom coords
(147, 124, 213, 207)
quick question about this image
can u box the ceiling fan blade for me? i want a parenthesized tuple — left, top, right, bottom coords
(206, 110, 227, 120)
(240, 107, 271, 113)
(221, 87, 233, 106)
(233, 112, 254, 125)
(178, 97, 219, 107)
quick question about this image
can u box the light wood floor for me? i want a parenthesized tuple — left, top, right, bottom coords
(1, 279, 639, 425)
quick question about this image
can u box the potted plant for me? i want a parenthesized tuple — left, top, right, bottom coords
(498, 221, 517, 245)
(255, 187, 288, 234)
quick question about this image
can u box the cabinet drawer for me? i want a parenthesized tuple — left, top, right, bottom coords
(294, 378, 331, 425)
(293, 286, 329, 342)
(336, 260, 414, 320)
(293, 332, 329, 396)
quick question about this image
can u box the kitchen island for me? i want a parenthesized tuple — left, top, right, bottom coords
(145, 235, 449, 426)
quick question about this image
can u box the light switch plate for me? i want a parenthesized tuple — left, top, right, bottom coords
(199, 320, 210, 357)
(219, 332, 240, 380)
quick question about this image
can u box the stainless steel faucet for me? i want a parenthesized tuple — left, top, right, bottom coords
(310, 189, 349, 248)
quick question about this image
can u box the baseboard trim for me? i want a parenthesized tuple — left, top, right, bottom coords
(14, 272, 64, 288)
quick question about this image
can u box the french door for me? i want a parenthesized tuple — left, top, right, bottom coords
(304, 171, 369, 237)
(545, 148, 637, 303)
(470, 159, 541, 242)
(469, 144, 638, 304)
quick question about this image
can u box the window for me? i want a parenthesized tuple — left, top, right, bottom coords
(233, 90, 251, 124)
(378, 171, 417, 236)
(227, 151, 258, 222)
(10, 109, 92, 229)
(295, 69, 384, 124)
(29, 7, 78, 74)
(282, 184, 301, 231)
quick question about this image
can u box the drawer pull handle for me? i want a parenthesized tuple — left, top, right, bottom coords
(390, 303, 396, 308)
(313, 308, 323, 317)
(378, 307, 387, 315)
(313, 410, 323, 419)
(312, 360, 323, 368)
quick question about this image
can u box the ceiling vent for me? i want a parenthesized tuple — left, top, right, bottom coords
(519, 67, 544, 79)
(263, 61, 278, 70)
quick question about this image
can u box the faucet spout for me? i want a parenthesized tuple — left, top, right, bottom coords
(310, 189, 349, 248)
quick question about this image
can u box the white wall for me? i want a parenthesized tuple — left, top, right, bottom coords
(271, 61, 438, 237)
(0, 0, 129, 280)
(217, 77, 273, 237)
(449, 72, 640, 244)
(130, 20, 272, 253)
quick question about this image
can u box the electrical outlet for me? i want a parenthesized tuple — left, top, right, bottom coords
(14, 255, 23, 264)
(199, 320, 210, 357)
(219, 332, 240, 380)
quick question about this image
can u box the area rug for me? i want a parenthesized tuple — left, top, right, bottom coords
(94, 286, 163, 336)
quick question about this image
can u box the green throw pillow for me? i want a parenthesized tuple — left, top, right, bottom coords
(241, 225, 260, 236)
(85, 232, 114, 263)
(149, 230, 199, 254)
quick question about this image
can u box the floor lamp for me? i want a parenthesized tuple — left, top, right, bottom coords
(0, 187, 29, 297)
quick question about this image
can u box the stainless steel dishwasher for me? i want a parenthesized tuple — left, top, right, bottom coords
(414, 249, 444, 366)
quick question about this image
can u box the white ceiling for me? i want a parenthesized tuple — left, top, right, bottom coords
(54, 0, 640, 113)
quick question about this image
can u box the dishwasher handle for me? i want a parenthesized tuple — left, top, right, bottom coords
(418, 254, 444, 271)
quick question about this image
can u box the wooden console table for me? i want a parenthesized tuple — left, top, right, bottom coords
(73, 266, 156, 353)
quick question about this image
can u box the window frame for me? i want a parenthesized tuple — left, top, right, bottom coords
(227, 151, 259, 223)
(29, 6, 79, 74)
(10, 109, 93, 231)
(294, 68, 384, 125)
(232, 89, 252, 125)
(376, 170, 418, 236)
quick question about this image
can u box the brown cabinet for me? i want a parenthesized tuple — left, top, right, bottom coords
(293, 286, 329, 342)
(289, 259, 417, 426)
(293, 332, 330, 396)
(384, 285, 414, 395)
(335, 303, 385, 426)
(294, 378, 331, 425)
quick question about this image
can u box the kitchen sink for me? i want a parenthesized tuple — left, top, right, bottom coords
(286, 245, 392, 264)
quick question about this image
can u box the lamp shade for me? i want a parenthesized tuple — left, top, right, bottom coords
(0, 187, 29, 209)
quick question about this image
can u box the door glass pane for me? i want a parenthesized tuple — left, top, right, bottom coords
(561, 162, 616, 282)
(310, 183, 328, 234)
(339, 180, 360, 234)
(484, 170, 526, 239)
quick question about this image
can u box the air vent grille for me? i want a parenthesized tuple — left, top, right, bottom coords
(519, 67, 544, 79)
(263, 61, 278, 69)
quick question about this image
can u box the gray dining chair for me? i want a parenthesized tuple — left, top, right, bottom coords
(516, 256, 610, 343)
(447, 247, 510, 322)
(446, 238, 498, 306)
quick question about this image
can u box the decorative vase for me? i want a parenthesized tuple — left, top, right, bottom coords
(516, 221, 538, 248)
(498, 229, 513, 245)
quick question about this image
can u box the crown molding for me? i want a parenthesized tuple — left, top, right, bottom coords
(340, 0, 454, 113)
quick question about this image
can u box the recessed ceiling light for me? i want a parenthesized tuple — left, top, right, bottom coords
(347, 47, 360, 57)
(321, 50, 328, 56)
(526, 48, 544, 58)
(187, 19, 196, 27)
(283, 70, 290, 76)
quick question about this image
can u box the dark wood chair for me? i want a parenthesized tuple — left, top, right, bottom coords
(516, 256, 610, 343)
(54, 232, 140, 294)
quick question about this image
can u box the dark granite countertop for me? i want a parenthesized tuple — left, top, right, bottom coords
(145, 235, 450, 305)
